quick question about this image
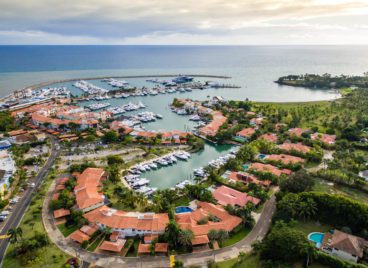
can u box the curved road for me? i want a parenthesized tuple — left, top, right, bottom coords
(0, 137, 60, 266)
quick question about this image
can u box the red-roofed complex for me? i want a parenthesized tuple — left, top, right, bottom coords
(53, 208, 70, 219)
(199, 111, 227, 137)
(84, 205, 169, 237)
(266, 154, 305, 165)
(69, 230, 90, 244)
(278, 142, 311, 154)
(98, 239, 126, 253)
(74, 168, 107, 212)
(250, 162, 292, 177)
(258, 133, 278, 143)
(176, 202, 242, 240)
(288, 128, 310, 137)
(311, 133, 336, 145)
(223, 171, 271, 187)
(235, 128, 255, 140)
(213, 186, 260, 206)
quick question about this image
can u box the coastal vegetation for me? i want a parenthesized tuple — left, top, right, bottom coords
(275, 73, 368, 89)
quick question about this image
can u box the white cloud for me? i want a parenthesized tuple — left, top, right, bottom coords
(0, 0, 367, 44)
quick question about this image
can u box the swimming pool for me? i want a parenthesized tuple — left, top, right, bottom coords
(175, 206, 194, 214)
(242, 164, 250, 170)
(308, 232, 324, 248)
(258, 154, 267, 160)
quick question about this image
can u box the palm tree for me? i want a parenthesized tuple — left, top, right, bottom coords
(216, 229, 229, 247)
(101, 226, 112, 238)
(178, 230, 194, 248)
(164, 220, 181, 249)
(7, 227, 22, 244)
(208, 229, 218, 242)
(298, 198, 317, 221)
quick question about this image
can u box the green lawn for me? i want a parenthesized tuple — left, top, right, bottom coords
(291, 220, 332, 236)
(217, 253, 260, 268)
(221, 228, 250, 248)
(313, 178, 368, 203)
(125, 238, 140, 257)
(87, 234, 104, 252)
(3, 171, 70, 268)
(173, 195, 191, 207)
(57, 223, 80, 237)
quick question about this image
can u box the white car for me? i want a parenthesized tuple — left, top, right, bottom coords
(30, 183, 36, 188)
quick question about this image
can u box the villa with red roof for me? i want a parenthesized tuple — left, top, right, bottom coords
(311, 133, 336, 145)
(74, 168, 107, 213)
(250, 162, 292, 177)
(234, 127, 255, 142)
(84, 205, 169, 238)
(266, 154, 305, 165)
(288, 128, 310, 137)
(199, 111, 227, 137)
(278, 142, 311, 154)
(258, 133, 278, 143)
(213, 185, 260, 207)
(222, 171, 271, 187)
(176, 202, 242, 244)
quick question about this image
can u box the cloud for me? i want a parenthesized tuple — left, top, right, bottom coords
(0, 0, 367, 44)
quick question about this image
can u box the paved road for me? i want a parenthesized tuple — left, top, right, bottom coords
(0, 137, 60, 265)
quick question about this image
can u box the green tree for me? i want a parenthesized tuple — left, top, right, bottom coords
(178, 229, 194, 249)
(102, 130, 119, 143)
(7, 227, 23, 244)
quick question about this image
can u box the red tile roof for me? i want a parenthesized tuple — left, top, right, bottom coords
(155, 243, 168, 253)
(258, 133, 278, 143)
(69, 230, 90, 244)
(138, 243, 151, 254)
(191, 235, 210, 245)
(110, 231, 120, 242)
(53, 208, 70, 219)
(311, 133, 336, 144)
(144, 234, 158, 244)
(288, 128, 309, 137)
(278, 142, 311, 154)
(199, 111, 227, 137)
(213, 185, 260, 206)
(176, 202, 242, 236)
(227, 171, 271, 187)
(84, 206, 169, 233)
(80, 225, 99, 236)
(236, 128, 255, 138)
(99, 239, 126, 252)
(74, 168, 105, 210)
(250, 162, 292, 177)
(267, 154, 305, 164)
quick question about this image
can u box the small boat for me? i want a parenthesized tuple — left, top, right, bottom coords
(156, 114, 163, 119)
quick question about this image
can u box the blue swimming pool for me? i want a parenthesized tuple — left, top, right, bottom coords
(242, 164, 250, 170)
(258, 154, 267, 160)
(175, 206, 193, 214)
(308, 232, 324, 248)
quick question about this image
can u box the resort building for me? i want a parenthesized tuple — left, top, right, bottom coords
(222, 171, 271, 187)
(234, 128, 255, 142)
(266, 154, 305, 165)
(69, 230, 91, 244)
(175, 202, 242, 242)
(199, 111, 227, 137)
(258, 133, 278, 143)
(98, 239, 126, 253)
(74, 168, 107, 213)
(288, 128, 310, 137)
(311, 133, 336, 145)
(278, 142, 311, 154)
(213, 185, 260, 207)
(321, 230, 368, 263)
(84, 205, 169, 238)
(249, 162, 292, 177)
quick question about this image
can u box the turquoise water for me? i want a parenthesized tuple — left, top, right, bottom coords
(258, 154, 267, 160)
(175, 206, 194, 214)
(141, 143, 232, 189)
(243, 164, 250, 170)
(308, 232, 324, 248)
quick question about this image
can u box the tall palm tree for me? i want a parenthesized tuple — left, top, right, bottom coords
(216, 229, 229, 246)
(101, 226, 112, 238)
(178, 230, 194, 248)
(7, 227, 22, 244)
(164, 220, 181, 248)
(298, 198, 317, 221)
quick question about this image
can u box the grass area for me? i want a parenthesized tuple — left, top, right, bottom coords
(87, 234, 104, 252)
(291, 220, 332, 236)
(221, 228, 250, 248)
(216, 253, 260, 268)
(313, 178, 368, 203)
(3, 171, 70, 268)
(125, 238, 140, 257)
(103, 179, 135, 211)
(57, 223, 79, 237)
(173, 195, 191, 207)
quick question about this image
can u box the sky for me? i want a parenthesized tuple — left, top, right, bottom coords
(0, 0, 368, 45)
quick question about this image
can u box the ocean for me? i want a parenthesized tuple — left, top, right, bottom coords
(1, 45, 368, 101)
